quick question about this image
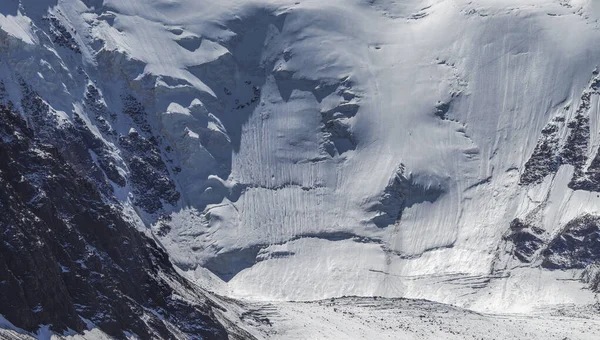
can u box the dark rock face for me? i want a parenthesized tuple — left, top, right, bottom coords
(119, 95, 180, 214)
(119, 128, 180, 214)
(84, 84, 118, 135)
(506, 214, 600, 292)
(574, 152, 600, 191)
(0, 101, 228, 338)
(434, 101, 451, 120)
(318, 79, 359, 157)
(582, 263, 600, 292)
(370, 165, 444, 228)
(541, 214, 600, 270)
(503, 219, 544, 263)
(42, 15, 81, 54)
(520, 71, 600, 188)
(512, 72, 600, 293)
(562, 112, 591, 188)
(519, 116, 563, 185)
(19, 81, 122, 195)
(567, 78, 600, 190)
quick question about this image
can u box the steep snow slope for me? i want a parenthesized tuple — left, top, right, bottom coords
(140, 0, 600, 312)
(3, 0, 600, 331)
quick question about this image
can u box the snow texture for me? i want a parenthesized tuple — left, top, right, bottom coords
(3, 0, 600, 337)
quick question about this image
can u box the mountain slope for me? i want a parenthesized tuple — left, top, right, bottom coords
(0, 96, 237, 338)
(2, 0, 600, 337)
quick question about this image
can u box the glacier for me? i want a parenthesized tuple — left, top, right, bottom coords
(2, 0, 600, 338)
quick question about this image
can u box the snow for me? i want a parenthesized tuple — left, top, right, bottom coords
(159, 0, 600, 310)
(3, 0, 600, 337)
(0, 10, 36, 45)
(0, 315, 115, 340)
(241, 297, 600, 340)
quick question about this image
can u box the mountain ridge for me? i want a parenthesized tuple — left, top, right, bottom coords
(2, 0, 600, 338)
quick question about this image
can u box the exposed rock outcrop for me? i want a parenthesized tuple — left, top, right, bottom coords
(541, 214, 600, 270)
(369, 165, 445, 228)
(0, 100, 229, 339)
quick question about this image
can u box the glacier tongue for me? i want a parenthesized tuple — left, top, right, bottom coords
(3, 0, 600, 325)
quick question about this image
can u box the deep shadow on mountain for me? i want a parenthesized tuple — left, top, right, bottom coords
(187, 9, 286, 153)
(0, 0, 58, 18)
(0, 99, 230, 339)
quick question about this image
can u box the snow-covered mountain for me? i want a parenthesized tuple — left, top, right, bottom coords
(2, 0, 600, 338)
